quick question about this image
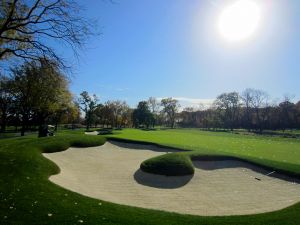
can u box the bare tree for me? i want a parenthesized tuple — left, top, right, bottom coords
(251, 89, 269, 133)
(0, 0, 95, 67)
(241, 88, 254, 131)
(147, 97, 160, 114)
(160, 98, 180, 128)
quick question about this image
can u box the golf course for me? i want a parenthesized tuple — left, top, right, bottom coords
(1, 1, 300, 224)
(1, 128, 300, 225)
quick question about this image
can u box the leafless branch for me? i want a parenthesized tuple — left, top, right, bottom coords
(0, 0, 97, 69)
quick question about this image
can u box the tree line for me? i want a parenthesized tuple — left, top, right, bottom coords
(78, 94, 181, 130)
(0, 59, 80, 136)
(79, 90, 300, 133)
(1, 76, 299, 137)
(179, 90, 300, 133)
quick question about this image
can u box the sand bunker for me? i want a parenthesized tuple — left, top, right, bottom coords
(43, 141, 300, 216)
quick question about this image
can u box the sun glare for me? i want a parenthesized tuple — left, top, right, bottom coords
(218, 0, 261, 42)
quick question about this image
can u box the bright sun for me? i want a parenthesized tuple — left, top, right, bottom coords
(218, 0, 261, 42)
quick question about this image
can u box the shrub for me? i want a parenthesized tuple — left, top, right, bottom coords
(140, 153, 194, 176)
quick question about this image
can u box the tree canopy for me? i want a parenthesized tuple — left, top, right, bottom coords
(9, 58, 73, 136)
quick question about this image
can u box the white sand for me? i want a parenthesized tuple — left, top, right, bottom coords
(43, 141, 300, 216)
(84, 131, 99, 135)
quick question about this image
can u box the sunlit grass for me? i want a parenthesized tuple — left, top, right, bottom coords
(107, 128, 300, 175)
(0, 129, 300, 225)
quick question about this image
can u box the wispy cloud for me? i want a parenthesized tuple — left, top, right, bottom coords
(156, 97, 215, 110)
(115, 87, 131, 92)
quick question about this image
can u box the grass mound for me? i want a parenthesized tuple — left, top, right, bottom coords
(38, 135, 106, 153)
(141, 153, 194, 176)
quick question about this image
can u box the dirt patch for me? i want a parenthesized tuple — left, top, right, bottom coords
(43, 141, 300, 216)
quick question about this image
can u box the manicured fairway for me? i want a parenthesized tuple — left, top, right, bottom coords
(107, 129, 300, 175)
(0, 130, 300, 225)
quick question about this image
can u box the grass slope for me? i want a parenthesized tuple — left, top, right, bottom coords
(0, 130, 299, 224)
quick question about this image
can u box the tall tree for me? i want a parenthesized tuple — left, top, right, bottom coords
(251, 89, 269, 133)
(0, 0, 94, 66)
(50, 98, 79, 131)
(0, 75, 13, 132)
(214, 92, 241, 130)
(101, 102, 114, 128)
(11, 58, 72, 136)
(109, 100, 128, 128)
(147, 97, 160, 127)
(278, 97, 296, 131)
(160, 98, 180, 128)
(147, 97, 160, 114)
(132, 101, 154, 128)
(241, 88, 254, 131)
(78, 91, 98, 131)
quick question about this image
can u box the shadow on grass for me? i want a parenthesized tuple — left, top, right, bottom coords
(134, 169, 194, 189)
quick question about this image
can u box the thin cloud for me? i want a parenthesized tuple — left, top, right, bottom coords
(115, 87, 131, 92)
(156, 97, 215, 110)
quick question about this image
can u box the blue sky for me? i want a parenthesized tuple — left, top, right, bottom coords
(67, 0, 300, 107)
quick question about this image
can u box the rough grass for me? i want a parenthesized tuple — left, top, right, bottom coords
(1, 130, 300, 224)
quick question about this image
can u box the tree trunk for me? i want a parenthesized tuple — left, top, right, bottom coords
(20, 113, 28, 136)
(0, 121, 5, 133)
(21, 123, 25, 136)
(0, 112, 7, 133)
(38, 116, 48, 137)
(55, 121, 58, 131)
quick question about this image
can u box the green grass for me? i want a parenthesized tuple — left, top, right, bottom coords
(1, 129, 300, 224)
(0, 132, 18, 139)
(106, 128, 300, 177)
(141, 153, 194, 176)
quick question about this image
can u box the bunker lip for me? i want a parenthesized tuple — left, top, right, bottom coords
(43, 141, 300, 216)
(109, 137, 300, 180)
(107, 137, 193, 152)
(190, 155, 300, 184)
(108, 140, 182, 153)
